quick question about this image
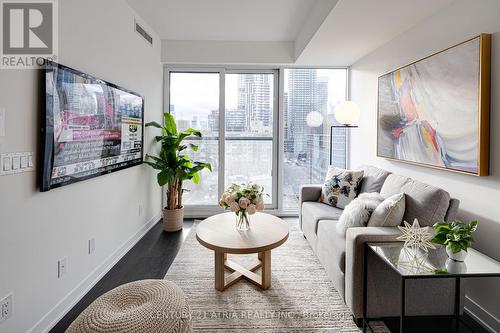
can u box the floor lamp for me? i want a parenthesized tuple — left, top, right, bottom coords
(329, 101, 360, 166)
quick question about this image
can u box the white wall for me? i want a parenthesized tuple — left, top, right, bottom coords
(350, 0, 500, 331)
(0, 1, 163, 332)
(162, 40, 294, 65)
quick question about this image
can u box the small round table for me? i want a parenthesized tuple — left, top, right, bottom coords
(196, 212, 289, 291)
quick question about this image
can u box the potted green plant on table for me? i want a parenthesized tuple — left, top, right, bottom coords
(145, 113, 212, 232)
(432, 219, 478, 262)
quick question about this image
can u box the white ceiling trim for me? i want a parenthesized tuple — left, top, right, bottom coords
(161, 40, 294, 65)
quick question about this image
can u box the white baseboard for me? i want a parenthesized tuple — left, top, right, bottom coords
(464, 295, 500, 333)
(28, 213, 162, 333)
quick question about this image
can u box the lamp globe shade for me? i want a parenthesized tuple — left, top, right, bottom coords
(306, 111, 324, 127)
(334, 101, 360, 126)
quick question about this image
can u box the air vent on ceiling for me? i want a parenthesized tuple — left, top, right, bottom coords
(135, 20, 153, 46)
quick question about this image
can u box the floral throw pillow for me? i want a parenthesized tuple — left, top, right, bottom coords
(320, 167, 364, 209)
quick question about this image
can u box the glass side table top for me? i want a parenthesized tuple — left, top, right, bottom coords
(367, 242, 500, 278)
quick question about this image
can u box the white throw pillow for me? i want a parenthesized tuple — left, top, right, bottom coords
(320, 166, 364, 209)
(336, 192, 384, 235)
(367, 193, 406, 227)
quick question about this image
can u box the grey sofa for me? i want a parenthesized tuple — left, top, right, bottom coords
(299, 165, 460, 322)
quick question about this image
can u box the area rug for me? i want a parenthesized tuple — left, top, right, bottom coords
(165, 219, 389, 332)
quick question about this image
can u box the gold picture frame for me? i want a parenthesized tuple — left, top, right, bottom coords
(377, 34, 491, 176)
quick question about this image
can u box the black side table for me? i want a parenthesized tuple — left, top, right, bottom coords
(363, 242, 500, 333)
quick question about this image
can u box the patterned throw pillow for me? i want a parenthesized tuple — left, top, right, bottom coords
(320, 167, 364, 209)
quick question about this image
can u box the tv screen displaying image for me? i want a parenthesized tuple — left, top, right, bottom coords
(41, 63, 144, 191)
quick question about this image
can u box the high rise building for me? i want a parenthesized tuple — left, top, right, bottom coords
(287, 69, 317, 156)
(237, 74, 272, 134)
(225, 109, 247, 133)
(208, 110, 219, 133)
(283, 92, 294, 152)
(312, 76, 329, 177)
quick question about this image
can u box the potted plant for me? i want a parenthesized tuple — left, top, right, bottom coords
(219, 183, 265, 231)
(432, 219, 478, 262)
(145, 113, 212, 232)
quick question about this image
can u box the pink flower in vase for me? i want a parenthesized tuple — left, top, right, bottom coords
(247, 204, 257, 215)
(229, 202, 240, 213)
(239, 197, 250, 209)
(225, 195, 235, 205)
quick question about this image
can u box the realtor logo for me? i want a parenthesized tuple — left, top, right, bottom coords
(1, 0, 58, 69)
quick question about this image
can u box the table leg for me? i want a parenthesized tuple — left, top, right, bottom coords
(363, 243, 368, 333)
(455, 277, 461, 332)
(260, 250, 271, 289)
(215, 251, 226, 291)
(400, 277, 406, 333)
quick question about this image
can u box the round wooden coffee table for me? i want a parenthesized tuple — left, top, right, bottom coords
(196, 212, 289, 291)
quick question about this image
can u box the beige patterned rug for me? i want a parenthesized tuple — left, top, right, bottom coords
(165, 219, 389, 332)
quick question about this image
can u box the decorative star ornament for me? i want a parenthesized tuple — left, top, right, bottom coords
(397, 218, 436, 252)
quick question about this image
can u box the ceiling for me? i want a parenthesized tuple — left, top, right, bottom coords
(295, 0, 455, 65)
(126, 0, 320, 42)
(127, 0, 455, 65)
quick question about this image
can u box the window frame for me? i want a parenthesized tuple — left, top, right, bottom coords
(163, 65, 349, 217)
(164, 66, 279, 217)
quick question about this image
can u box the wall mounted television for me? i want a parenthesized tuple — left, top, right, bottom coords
(41, 63, 144, 192)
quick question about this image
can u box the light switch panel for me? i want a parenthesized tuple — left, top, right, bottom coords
(0, 108, 5, 137)
(0, 152, 34, 175)
(2, 157, 11, 171)
(20, 155, 28, 168)
(11, 156, 20, 170)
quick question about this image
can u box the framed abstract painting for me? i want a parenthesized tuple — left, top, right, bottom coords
(377, 34, 491, 176)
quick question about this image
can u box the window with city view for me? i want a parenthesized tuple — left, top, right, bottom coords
(167, 68, 347, 212)
(225, 73, 275, 205)
(169, 72, 220, 206)
(283, 69, 347, 209)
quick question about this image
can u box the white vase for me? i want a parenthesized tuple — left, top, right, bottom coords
(446, 246, 468, 262)
(445, 258, 467, 274)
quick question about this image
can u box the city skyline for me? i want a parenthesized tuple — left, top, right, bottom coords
(169, 69, 347, 209)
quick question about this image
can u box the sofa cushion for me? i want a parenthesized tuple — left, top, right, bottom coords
(380, 174, 450, 227)
(357, 165, 391, 193)
(337, 193, 384, 235)
(380, 174, 411, 198)
(368, 193, 406, 227)
(317, 219, 346, 273)
(302, 202, 343, 234)
(320, 167, 364, 209)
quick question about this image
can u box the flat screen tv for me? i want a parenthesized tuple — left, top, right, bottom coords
(41, 63, 144, 191)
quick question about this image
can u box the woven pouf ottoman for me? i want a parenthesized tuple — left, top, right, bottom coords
(67, 279, 192, 333)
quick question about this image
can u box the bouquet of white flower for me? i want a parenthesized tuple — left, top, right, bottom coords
(219, 183, 265, 230)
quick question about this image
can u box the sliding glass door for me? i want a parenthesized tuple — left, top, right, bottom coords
(167, 69, 278, 213)
(225, 72, 276, 204)
(169, 72, 220, 206)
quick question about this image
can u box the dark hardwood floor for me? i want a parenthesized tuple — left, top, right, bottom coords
(51, 218, 488, 333)
(50, 219, 194, 333)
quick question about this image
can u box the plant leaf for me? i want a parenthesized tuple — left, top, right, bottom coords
(145, 121, 162, 128)
(157, 170, 172, 186)
(192, 172, 200, 184)
(163, 113, 177, 135)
